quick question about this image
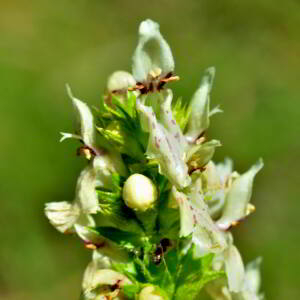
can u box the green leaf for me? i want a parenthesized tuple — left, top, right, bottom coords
(111, 172, 126, 193)
(96, 121, 145, 161)
(111, 260, 139, 285)
(96, 227, 146, 250)
(96, 185, 144, 234)
(158, 190, 180, 239)
(135, 209, 158, 234)
(148, 248, 178, 297)
(111, 93, 137, 121)
(123, 284, 141, 299)
(174, 245, 225, 300)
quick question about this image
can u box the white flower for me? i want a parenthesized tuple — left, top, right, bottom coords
(186, 139, 222, 173)
(82, 266, 131, 300)
(76, 226, 132, 299)
(132, 19, 174, 83)
(61, 85, 96, 150)
(122, 174, 157, 211)
(45, 150, 128, 233)
(216, 159, 263, 230)
(171, 182, 227, 256)
(44, 202, 94, 234)
(206, 256, 264, 300)
(44, 161, 101, 234)
(136, 90, 191, 189)
(185, 67, 217, 143)
(201, 159, 234, 219)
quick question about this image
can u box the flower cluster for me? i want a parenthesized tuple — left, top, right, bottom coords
(45, 19, 264, 300)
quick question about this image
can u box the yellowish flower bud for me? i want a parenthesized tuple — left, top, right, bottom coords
(139, 286, 164, 300)
(107, 70, 136, 93)
(122, 174, 157, 211)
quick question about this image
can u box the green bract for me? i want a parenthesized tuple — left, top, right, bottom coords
(45, 19, 264, 300)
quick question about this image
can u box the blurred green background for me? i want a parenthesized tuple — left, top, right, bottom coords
(1, 0, 299, 299)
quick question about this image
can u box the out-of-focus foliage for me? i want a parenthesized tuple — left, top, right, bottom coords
(0, 0, 299, 299)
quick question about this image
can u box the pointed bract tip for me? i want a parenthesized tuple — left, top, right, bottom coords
(65, 83, 73, 99)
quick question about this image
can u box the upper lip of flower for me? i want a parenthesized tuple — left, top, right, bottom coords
(131, 19, 177, 93)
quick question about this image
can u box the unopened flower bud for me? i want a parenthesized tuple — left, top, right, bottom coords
(122, 174, 157, 211)
(107, 70, 136, 93)
(139, 286, 164, 300)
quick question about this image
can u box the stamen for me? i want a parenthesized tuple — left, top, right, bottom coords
(160, 75, 180, 83)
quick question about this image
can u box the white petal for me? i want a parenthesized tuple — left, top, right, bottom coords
(216, 158, 234, 186)
(75, 224, 105, 246)
(243, 257, 262, 294)
(76, 164, 100, 214)
(202, 161, 222, 190)
(159, 89, 188, 156)
(76, 213, 96, 228)
(217, 159, 264, 230)
(206, 278, 232, 300)
(94, 151, 128, 177)
(171, 187, 194, 237)
(93, 153, 127, 189)
(232, 291, 261, 300)
(206, 190, 226, 219)
(185, 67, 215, 143)
(224, 245, 245, 293)
(44, 201, 80, 233)
(137, 98, 190, 189)
(132, 19, 174, 82)
(88, 269, 131, 288)
(82, 251, 111, 296)
(66, 84, 96, 147)
(189, 177, 227, 256)
(82, 268, 131, 300)
(76, 153, 127, 215)
(186, 140, 221, 170)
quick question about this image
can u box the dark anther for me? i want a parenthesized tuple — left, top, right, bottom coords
(157, 80, 166, 91)
(153, 245, 163, 265)
(128, 72, 179, 95)
(160, 238, 171, 252)
(110, 279, 122, 291)
(165, 72, 173, 79)
(149, 81, 154, 92)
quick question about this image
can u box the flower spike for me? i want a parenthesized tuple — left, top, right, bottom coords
(45, 19, 265, 300)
